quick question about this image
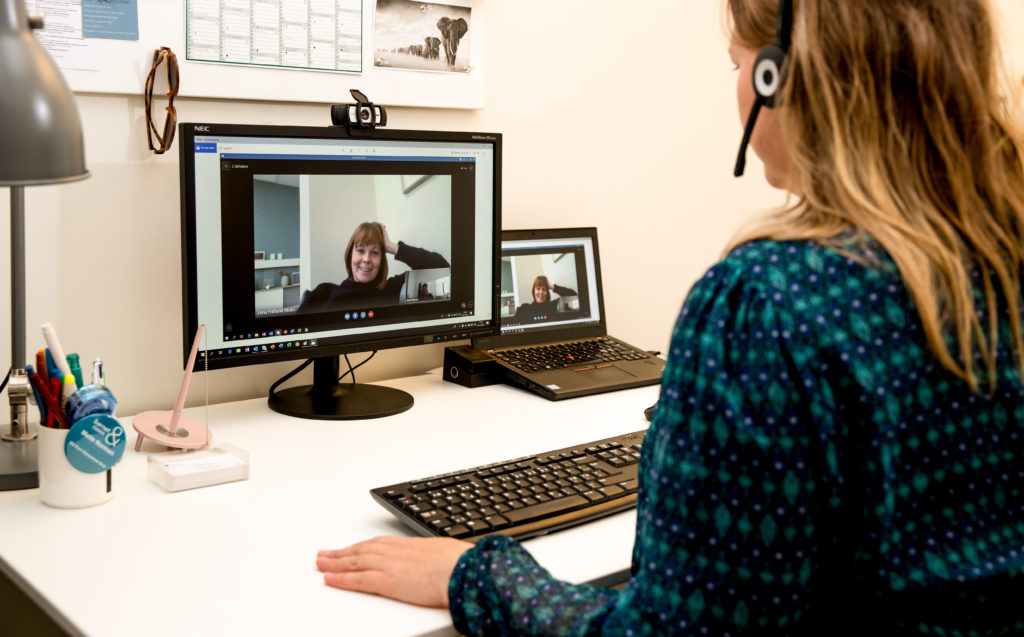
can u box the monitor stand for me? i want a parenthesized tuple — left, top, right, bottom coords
(267, 355, 414, 420)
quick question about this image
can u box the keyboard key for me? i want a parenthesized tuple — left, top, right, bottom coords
(485, 514, 511, 530)
(445, 524, 471, 538)
(504, 494, 589, 524)
(599, 485, 624, 498)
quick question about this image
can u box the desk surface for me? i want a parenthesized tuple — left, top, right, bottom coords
(0, 370, 656, 637)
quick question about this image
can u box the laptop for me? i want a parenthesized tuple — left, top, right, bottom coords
(472, 227, 665, 400)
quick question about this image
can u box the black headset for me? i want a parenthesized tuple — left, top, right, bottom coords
(733, 0, 794, 177)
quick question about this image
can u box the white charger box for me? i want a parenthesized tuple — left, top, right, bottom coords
(147, 443, 250, 492)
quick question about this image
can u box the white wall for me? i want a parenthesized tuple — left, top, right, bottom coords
(2, 1, 1022, 416)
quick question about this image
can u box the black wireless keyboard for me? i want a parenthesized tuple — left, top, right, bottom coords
(371, 430, 645, 541)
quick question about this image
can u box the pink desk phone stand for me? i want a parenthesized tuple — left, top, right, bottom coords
(132, 325, 210, 451)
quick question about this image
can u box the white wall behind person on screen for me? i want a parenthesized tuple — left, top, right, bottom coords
(5, 1, 1021, 416)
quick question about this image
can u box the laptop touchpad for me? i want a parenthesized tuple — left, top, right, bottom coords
(567, 365, 635, 386)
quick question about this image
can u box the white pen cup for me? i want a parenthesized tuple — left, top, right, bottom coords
(38, 426, 116, 508)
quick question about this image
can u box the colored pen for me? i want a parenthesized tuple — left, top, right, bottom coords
(49, 377, 61, 423)
(67, 353, 84, 389)
(36, 350, 49, 385)
(41, 323, 76, 392)
(25, 365, 47, 425)
(61, 374, 76, 409)
(41, 376, 69, 429)
(45, 349, 60, 384)
(45, 377, 56, 428)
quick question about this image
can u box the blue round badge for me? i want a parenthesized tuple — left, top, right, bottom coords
(64, 414, 127, 474)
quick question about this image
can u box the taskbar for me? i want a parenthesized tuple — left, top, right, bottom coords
(199, 337, 319, 361)
(200, 319, 493, 362)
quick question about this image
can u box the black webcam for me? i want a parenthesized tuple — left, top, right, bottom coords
(331, 89, 387, 134)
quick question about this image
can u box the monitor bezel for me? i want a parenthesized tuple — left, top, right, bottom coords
(178, 122, 502, 372)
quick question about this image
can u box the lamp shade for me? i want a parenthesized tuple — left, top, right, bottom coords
(0, 0, 88, 186)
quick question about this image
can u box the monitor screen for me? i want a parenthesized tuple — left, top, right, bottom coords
(498, 232, 601, 333)
(179, 122, 501, 419)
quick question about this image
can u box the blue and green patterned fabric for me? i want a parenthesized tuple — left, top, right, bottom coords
(449, 239, 1024, 635)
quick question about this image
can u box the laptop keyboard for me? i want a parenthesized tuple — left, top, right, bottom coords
(370, 429, 645, 541)
(491, 337, 650, 373)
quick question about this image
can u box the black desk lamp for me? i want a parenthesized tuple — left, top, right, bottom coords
(0, 0, 89, 490)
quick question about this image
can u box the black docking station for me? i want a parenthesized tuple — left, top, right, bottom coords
(442, 345, 503, 388)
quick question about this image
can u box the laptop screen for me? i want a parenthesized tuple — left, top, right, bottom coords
(499, 229, 603, 337)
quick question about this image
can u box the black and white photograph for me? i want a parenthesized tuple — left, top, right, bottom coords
(374, 0, 472, 73)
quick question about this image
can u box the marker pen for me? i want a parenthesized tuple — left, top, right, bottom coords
(61, 374, 76, 410)
(41, 323, 76, 391)
(44, 349, 61, 383)
(36, 350, 49, 384)
(67, 353, 84, 389)
(46, 376, 68, 428)
(25, 364, 47, 425)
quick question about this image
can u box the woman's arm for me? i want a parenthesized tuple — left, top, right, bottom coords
(394, 241, 450, 269)
(552, 284, 577, 297)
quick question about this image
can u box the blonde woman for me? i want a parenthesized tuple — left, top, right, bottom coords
(317, 1, 1024, 633)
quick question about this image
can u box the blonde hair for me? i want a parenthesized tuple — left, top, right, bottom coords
(727, 0, 1024, 391)
(345, 222, 389, 290)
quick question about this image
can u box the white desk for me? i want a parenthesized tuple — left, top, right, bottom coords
(0, 370, 657, 636)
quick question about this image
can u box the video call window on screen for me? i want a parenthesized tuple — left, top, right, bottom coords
(214, 149, 481, 344)
(500, 248, 589, 328)
(250, 173, 453, 318)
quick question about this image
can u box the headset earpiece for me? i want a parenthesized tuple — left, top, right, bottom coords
(753, 44, 786, 107)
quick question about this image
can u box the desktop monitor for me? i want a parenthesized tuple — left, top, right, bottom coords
(178, 122, 501, 420)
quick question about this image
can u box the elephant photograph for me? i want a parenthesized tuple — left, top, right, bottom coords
(373, 0, 472, 73)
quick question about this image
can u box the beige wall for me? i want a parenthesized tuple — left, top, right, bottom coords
(2, 1, 1022, 416)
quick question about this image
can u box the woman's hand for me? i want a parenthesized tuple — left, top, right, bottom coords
(316, 536, 473, 608)
(382, 225, 399, 255)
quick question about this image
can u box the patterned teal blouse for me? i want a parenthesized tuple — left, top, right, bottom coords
(448, 239, 1024, 635)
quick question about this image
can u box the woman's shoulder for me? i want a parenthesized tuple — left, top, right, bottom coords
(676, 237, 915, 368)
(681, 237, 905, 328)
(714, 237, 899, 292)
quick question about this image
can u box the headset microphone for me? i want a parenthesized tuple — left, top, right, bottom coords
(733, 0, 793, 177)
(734, 99, 764, 177)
